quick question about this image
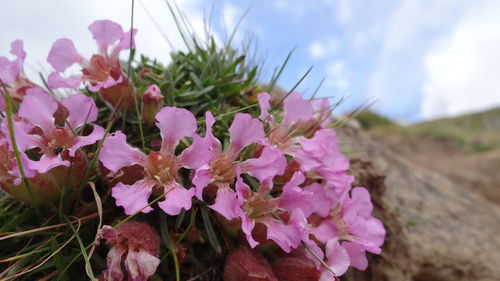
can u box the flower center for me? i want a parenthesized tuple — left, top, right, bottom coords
(144, 152, 177, 185)
(243, 193, 278, 219)
(210, 154, 237, 184)
(46, 128, 74, 156)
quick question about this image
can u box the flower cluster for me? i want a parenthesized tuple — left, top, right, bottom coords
(98, 90, 385, 278)
(0, 19, 385, 281)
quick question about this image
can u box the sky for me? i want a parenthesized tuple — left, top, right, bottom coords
(2, 0, 500, 122)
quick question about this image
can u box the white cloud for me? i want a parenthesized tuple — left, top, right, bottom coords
(308, 37, 339, 59)
(223, 3, 240, 32)
(309, 41, 326, 59)
(422, 1, 500, 119)
(326, 60, 349, 89)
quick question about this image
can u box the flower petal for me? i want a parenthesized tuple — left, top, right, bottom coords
(210, 186, 241, 220)
(99, 131, 146, 173)
(102, 246, 126, 281)
(18, 88, 57, 134)
(240, 144, 287, 188)
(47, 72, 81, 90)
(341, 241, 368, 271)
(277, 172, 314, 216)
(192, 166, 213, 200)
(125, 249, 160, 281)
(155, 107, 197, 153)
(257, 92, 271, 120)
(241, 214, 258, 248)
(325, 239, 350, 276)
(61, 93, 99, 129)
(158, 183, 195, 215)
(112, 179, 155, 215)
(27, 154, 70, 174)
(47, 38, 82, 72)
(69, 125, 104, 157)
(88, 20, 124, 50)
(228, 113, 264, 157)
(283, 92, 313, 124)
(114, 28, 138, 53)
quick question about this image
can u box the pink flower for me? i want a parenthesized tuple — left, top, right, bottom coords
(257, 92, 314, 153)
(3, 89, 104, 173)
(0, 40, 38, 110)
(96, 222, 160, 281)
(183, 111, 287, 219)
(232, 172, 313, 253)
(293, 128, 353, 189)
(99, 106, 197, 215)
(310, 187, 386, 271)
(47, 20, 136, 108)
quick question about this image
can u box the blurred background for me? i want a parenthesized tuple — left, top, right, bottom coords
(2, 0, 500, 123)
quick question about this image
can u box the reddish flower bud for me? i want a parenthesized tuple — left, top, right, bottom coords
(273, 249, 321, 281)
(97, 221, 160, 281)
(141, 85, 164, 126)
(223, 246, 277, 281)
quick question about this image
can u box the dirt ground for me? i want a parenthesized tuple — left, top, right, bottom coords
(370, 134, 500, 205)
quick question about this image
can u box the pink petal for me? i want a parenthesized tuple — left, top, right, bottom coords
(210, 185, 241, 220)
(155, 107, 197, 153)
(342, 241, 368, 270)
(283, 92, 313, 124)
(47, 72, 81, 90)
(264, 214, 305, 253)
(103, 246, 126, 281)
(0, 56, 15, 83)
(228, 113, 264, 157)
(47, 38, 82, 72)
(192, 166, 213, 200)
(344, 187, 373, 219)
(278, 172, 314, 216)
(125, 249, 160, 281)
(99, 131, 146, 173)
(304, 182, 337, 218)
(87, 75, 123, 91)
(10, 40, 26, 60)
(1, 119, 40, 152)
(179, 134, 215, 170)
(158, 183, 195, 215)
(241, 214, 258, 248)
(88, 20, 124, 50)
(310, 220, 337, 244)
(112, 179, 155, 215)
(257, 92, 271, 120)
(69, 125, 104, 157)
(240, 144, 287, 187)
(18, 88, 57, 134)
(325, 239, 350, 276)
(27, 154, 70, 174)
(114, 28, 138, 54)
(180, 111, 221, 169)
(61, 93, 98, 129)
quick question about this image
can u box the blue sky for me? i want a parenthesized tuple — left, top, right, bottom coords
(2, 0, 500, 122)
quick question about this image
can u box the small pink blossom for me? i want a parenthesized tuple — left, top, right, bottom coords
(232, 172, 313, 252)
(47, 20, 136, 108)
(96, 222, 160, 281)
(3, 89, 104, 173)
(99, 107, 197, 215)
(184, 111, 286, 219)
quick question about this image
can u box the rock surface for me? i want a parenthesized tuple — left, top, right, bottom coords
(339, 125, 500, 281)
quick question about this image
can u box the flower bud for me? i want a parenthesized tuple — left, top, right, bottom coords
(141, 85, 164, 126)
(223, 246, 277, 281)
(97, 221, 160, 281)
(98, 79, 136, 110)
(273, 248, 321, 281)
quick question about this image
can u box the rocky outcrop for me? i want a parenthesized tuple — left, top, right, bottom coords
(339, 125, 500, 281)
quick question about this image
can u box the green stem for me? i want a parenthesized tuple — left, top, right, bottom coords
(0, 80, 40, 217)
